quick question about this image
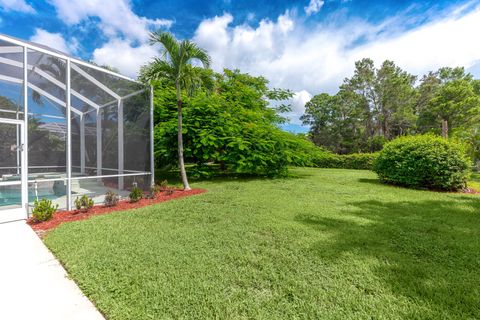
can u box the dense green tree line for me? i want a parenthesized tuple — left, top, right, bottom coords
(301, 58, 480, 161)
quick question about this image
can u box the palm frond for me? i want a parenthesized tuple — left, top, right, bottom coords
(180, 65, 215, 96)
(179, 40, 211, 69)
(138, 58, 175, 84)
(144, 31, 212, 91)
(150, 31, 179, 64)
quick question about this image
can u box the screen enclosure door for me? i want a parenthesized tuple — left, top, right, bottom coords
(0, 118, 26, 223)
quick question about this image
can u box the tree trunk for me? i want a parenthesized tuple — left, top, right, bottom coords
(176, 82, 191, 190)
(441, 119, 448, 139)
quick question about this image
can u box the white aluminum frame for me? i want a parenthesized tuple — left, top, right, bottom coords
(0, 118, 26, 222)
(0, 34, 154, 217)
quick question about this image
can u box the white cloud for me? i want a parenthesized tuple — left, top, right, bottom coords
(0, 0, 35, 13)
(30, 28, 75, 54)
(92, 39, 158, 78)
(193, 6, 480, 124)
(194, 11, 294, 72)
(286, 90, 313, 125)
(48, 0, 172, 42)
(305, 0, 325, 16)
(45, 0, 173, 79)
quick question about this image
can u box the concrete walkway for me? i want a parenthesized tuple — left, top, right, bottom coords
(0, 220, 104, 320)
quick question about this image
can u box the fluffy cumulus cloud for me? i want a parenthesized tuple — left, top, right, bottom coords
(194, 11, 294, 75)
(46, 0, 172, 78)
(0, 0, 35, 13)
(48, 0, 172, 42)
(286, 90, 313, 125)
(304, 0, 325, 16)
(193, 5, 480, 126)
(30, 28, 76, 54)
(92, 39, 158, 78)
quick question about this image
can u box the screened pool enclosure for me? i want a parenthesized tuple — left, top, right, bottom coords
(0, 34, 154, 222)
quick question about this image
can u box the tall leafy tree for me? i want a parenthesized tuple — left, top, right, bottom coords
(417, 67, 479, 138)
(342, 58, 377, 140)
(301, 92, 363, 153)
(374, 60, 417, 138)
(304, 58, 417, 153)
(140, 31, 211, 190)
(428, 79, 480, 138)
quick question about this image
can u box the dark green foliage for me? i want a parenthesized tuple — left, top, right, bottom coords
(74, 195, 94, 212)
(32, 198, 58, 222)
(104, 190, 119, 207)
(129, 186, 143, 203)
(374, 135, 471, 190)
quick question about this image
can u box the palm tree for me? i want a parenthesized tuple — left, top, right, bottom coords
(141, 31, 211, 190)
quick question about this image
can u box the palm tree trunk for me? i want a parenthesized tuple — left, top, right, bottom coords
(442, 119, 448, 139)
(176, 82, 191, 190)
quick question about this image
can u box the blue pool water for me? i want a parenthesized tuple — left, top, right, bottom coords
(0, 189, 58, 207)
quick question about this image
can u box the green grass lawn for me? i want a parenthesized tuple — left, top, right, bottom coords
(469, 172, 480, 191)
(45, 168, 480, 319)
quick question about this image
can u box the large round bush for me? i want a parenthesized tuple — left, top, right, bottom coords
(373, 135, 470, 191)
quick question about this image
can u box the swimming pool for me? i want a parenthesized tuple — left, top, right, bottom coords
(0, 188, 58, 207)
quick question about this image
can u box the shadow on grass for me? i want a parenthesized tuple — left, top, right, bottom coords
(357, 178, 382, 185)
(295, 198, 480, 318)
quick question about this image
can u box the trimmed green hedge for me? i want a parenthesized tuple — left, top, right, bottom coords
(311, 152, 378, 170)
(341, 153, 378, 170)
(373, 134, 471, 191)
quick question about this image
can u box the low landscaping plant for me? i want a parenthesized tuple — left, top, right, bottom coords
(74, 195, 94, 212)
(104, 190, 119, 207)
(373, 134, 471, 191)
(165, 186, 175, 196)
(147, 184, 162, 199)
(32, 198, 58, 222)
(159, 180, 168, 191)
(129, 186, 143, 203)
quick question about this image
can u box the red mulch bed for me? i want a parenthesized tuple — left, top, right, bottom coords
(28, 188, 206, 235)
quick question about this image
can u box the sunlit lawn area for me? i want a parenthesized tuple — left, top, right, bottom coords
(45, 168, 480, 319)
(469, 172, 480, 191)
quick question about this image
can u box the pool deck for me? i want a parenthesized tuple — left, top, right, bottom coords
(0, 220, 104, 320)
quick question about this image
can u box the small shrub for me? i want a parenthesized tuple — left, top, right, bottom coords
(74, 195, 94, 212)
(159, 180, 168, 191)
(165, 186, 175, 196)
(32, 198, 58, 222)
(104, 190, 119, 207)
(373, 134, 471, 191)
(129, 186, 143, 203)
(147, 184, 162, 199)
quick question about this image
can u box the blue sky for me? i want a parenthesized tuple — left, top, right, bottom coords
(1, 0, 480, 132)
